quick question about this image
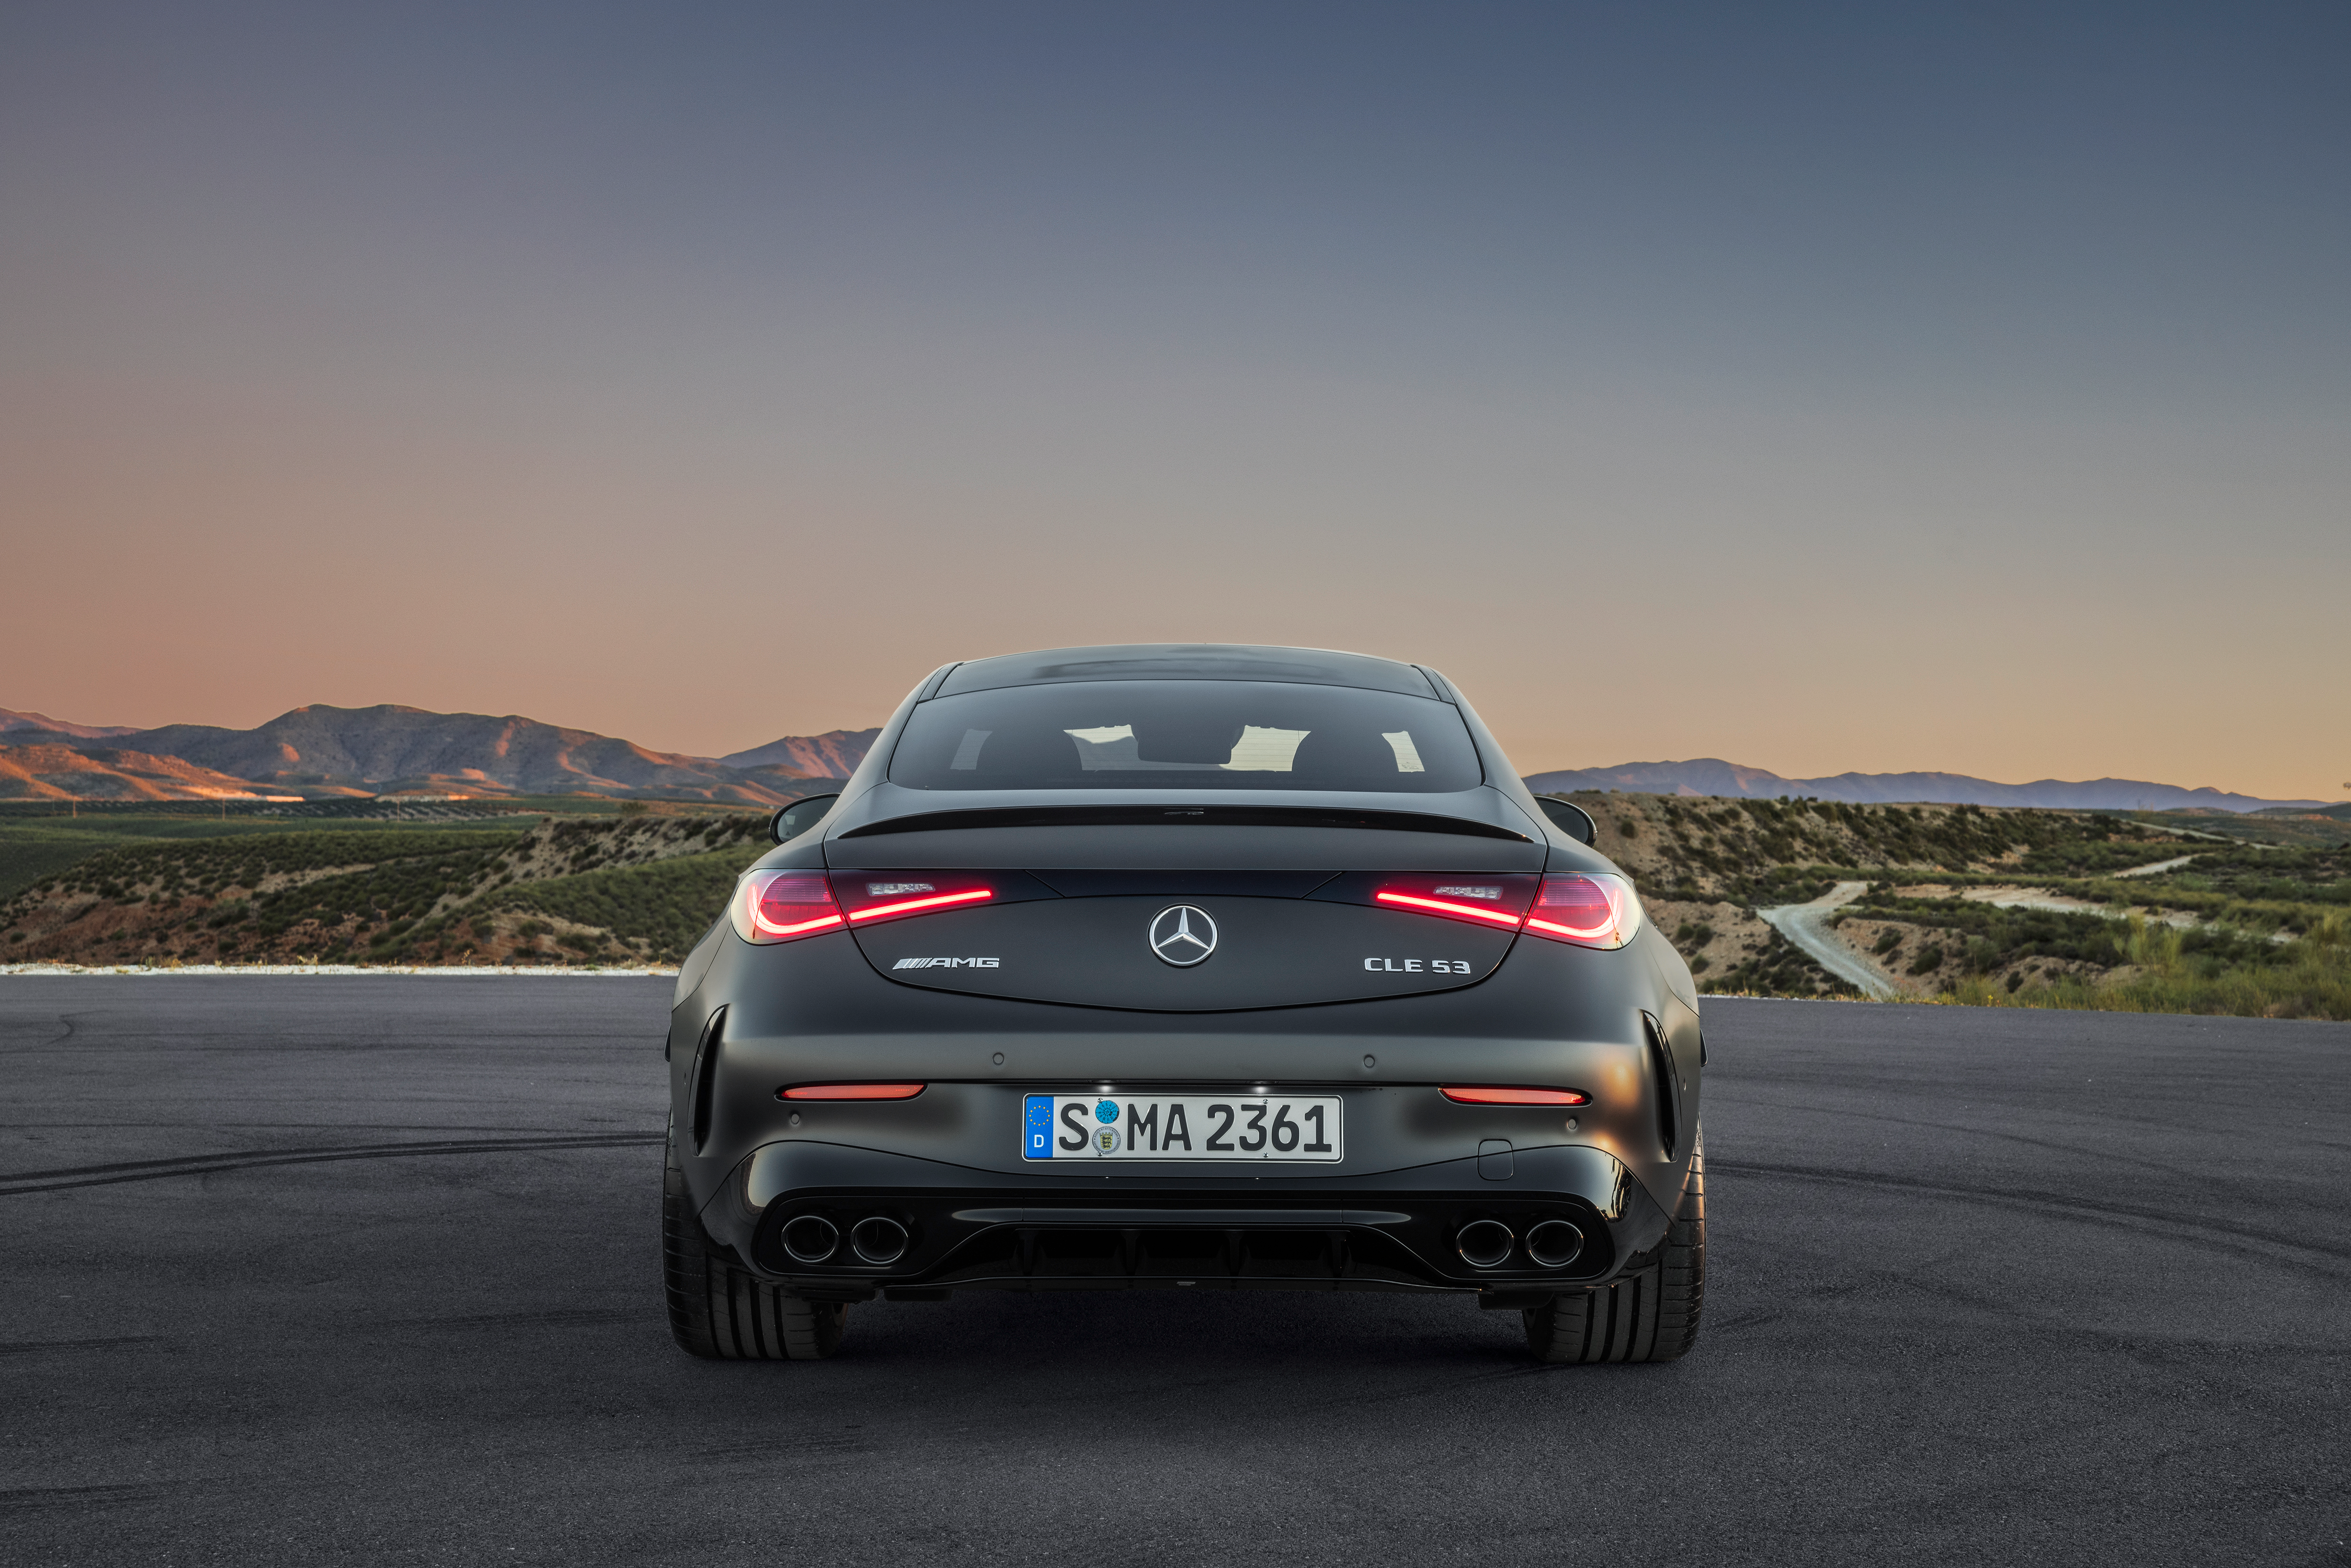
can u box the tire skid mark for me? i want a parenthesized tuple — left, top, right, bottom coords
(376, 1305, 662, 1332)
(1716, 1158, 2351, 1273)
(0, 1482, 181, 1513)
(696, 1432, 872, 1462)
(0, 1132, 663, 1196)
(0, 1335, 171, 1358)
(0, 1012, 86, 1053)
(1717, 1093, 2209, 1181)
(1876, 1272, 2347, 1365)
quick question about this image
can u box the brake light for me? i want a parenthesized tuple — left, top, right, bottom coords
(1374, 891, 1522, 926)
(1345, 869, 1639, 949)
(1522, 872, 1643, 949)
(1441, 1086, 1591, 1106)
(731, 870, 844, 944)
(1328, 873, 1537, 927)
(826, 872, 1019, 925)
(779, 1083, 926, 1100)
(848, 887, 992, 922)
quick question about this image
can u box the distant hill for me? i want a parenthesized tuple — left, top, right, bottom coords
(718, 728, 877, 778)
(99, 705, 842, 804)
(9, 700, 2325, 815)
(0, 705, 858, 805)
(0, 743, 299, 802)
(1522, 758, 2330, 814)
(0, 707, 139, 741)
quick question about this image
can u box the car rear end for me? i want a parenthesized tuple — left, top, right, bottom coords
(664, 645, 1705, 1358)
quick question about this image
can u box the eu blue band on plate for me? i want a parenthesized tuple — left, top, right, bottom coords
(1023, 1094, 1053, 1160)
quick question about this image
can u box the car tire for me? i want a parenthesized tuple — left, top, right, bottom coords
(664, 1119, 847, 1361)
(1524, 1129, 1703, 1364)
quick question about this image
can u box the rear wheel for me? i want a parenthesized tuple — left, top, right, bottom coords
(1524, 1132, 1703, 1364)
(663, 1120, 846, 1360)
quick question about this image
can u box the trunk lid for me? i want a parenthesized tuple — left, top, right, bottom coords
(826, 805, 1546, 1012)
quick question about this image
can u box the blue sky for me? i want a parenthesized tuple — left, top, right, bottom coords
(4, 3, 2345, 793)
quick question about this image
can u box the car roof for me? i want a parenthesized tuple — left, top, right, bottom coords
(932, 644, 1441, 700)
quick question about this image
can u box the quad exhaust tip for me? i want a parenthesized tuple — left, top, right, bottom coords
(781, 1215, 840, 1264)
(1525, 1219, 1585, 1269)
(1455, 1219, 1515, 1269)
(851, 1215, 910, 1266)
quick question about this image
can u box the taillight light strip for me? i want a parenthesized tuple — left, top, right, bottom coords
(847, 888, 993, 921)
(1375, 872, 1643, 950)
(1525, 914, 1612, 940)
(1374, 890, 1523, 926)
(756, 911, 845, 936)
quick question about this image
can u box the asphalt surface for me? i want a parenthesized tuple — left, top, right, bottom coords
(3, 979, 2346, 1567)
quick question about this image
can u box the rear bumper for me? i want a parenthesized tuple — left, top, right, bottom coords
(702, 1139, 1671, 1300)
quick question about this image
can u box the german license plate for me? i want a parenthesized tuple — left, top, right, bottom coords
(1022, 1094, 1342, 1161)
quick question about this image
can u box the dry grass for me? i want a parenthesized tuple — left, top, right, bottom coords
(1944, 915, 2351, 1021)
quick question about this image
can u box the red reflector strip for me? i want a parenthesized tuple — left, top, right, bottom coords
(779, 1083, 926, 1101)
(846, 888, 994, 921)
(1375, 891, 1524, 926)
(1441, 1086, 1590, 1106)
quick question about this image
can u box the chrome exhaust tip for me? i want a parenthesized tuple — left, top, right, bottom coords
(1525, 1219, 1585, 1269)
(1455, 1219, 1515, 1269)
(850, 1215, 909, 1266)
(781, 1214, 840, 1264)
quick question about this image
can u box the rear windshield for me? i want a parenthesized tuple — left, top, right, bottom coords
(889, 680, 1483, 793)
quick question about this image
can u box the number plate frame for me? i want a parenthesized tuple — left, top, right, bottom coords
(1022, 1094, 1343, 1162)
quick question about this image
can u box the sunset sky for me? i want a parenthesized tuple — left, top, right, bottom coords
(4, 3, 2345, 798)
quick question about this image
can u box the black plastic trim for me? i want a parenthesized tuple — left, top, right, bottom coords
(1642, 1010, 1678, 1162)
(689, 1006, 727, 1153)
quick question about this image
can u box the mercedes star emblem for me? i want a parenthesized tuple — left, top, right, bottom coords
(1148, 905, 1218, 967)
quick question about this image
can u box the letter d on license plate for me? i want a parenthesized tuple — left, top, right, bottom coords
(1021, 1094, 1342, 1161)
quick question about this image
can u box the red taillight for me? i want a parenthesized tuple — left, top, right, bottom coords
(848, 887, 992, 922)
(829, 873, 1008, 925)
(731, 870, 844, 944)
(778, 1083, 926, 1100)
(1442, 1086, 1591, 1106)
(1334, 873, 1537, 927)
(1521, 873, 1642, 950)
(1351, 869, 1641, 949)
(1374, 890, 1523, 926)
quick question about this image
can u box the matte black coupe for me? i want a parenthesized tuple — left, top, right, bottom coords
(663, 644, 1704, 1363)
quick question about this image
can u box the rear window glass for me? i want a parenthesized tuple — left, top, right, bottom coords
(888, 681, 1483, 793)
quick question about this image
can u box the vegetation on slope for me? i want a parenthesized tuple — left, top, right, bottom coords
(1553, 790, 2350, 1020)
(0, 812, 767, 966)
(1947, 914, 2351, 1021)
(9, 789, 2344, 1019)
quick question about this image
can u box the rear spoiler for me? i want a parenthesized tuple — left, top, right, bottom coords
(833, 803, 1532, 842)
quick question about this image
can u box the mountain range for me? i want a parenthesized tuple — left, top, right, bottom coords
(1521, 759, 2330, 814)
(0, 704, 2329, 812)
(0, 707, 142, 741)
(0, 705, 877, 805)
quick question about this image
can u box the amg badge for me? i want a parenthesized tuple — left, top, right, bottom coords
(892, 957, 1000, 970)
